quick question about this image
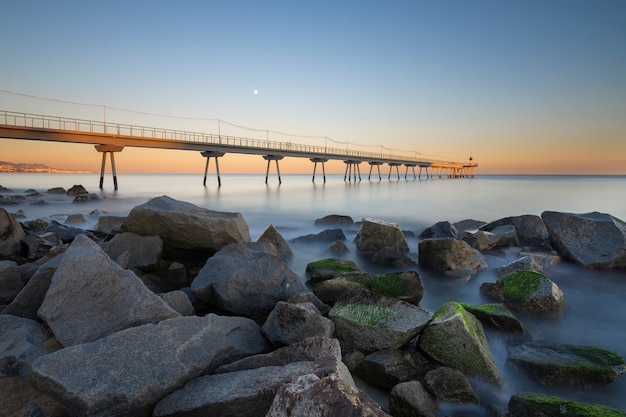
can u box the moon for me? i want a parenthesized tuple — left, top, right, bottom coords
(253, 89, 259, 95)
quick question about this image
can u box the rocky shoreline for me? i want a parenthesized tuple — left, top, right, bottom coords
(2, 184, 626, 417)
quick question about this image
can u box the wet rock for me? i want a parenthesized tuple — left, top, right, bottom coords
(355, 349, 421, 390)
(44, 220, 97, 243)
(507, 341, 626, 388)
(481, 214, 550, 246)
(46, 187, 66, 194)
(306, 258, 361, 284)
(453, 219, 487, 234)
(313, 275, 368, 306)
(160, 290, 195, 316)
(121, 195, 250, 258)
(262, 301, 334, 346)
(101, 232, 163, 270)
(419, 221, 458, 239)
(267, 373, 390, 417)
(30, 314, 269, 417)
(38, 235, 179, 346)
(461, 229, 501, 251)
(190, 241, 309, 318)
(256, 223, 293, 258)
(0, 315, 52, 378)
(0, 260, 23, 304)
(66, 184, 87, 196)
(0, 376, 67, 417)
(480, 270, 564, 316)
(508, 392, 626, 417)
(491, 224, 520, 247)
(22, 232, 62, 260)
(423, 367, 478, 404)
(419, 302, 504, 386)
(0, 207, 25, 258)
(290, 228, 346, 243)
(459, 303, 529, 335)
(314, 214, 354, 226)
(418, 238, 487, 280)
(389, 380, 438, 417)
(356, 218, 409, 255)
(371, 246, 416, 267)
(94, 215, 125, 234)
(329, 288, 432, 353)
(64, 213, 84, 224)
(542, 211, 626, 268)
(328, 239, 350, 253)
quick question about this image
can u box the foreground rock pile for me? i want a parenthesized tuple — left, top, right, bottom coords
(2, 191, 626, 417)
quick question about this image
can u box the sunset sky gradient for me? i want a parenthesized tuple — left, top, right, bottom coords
(1, 1, 625, 174)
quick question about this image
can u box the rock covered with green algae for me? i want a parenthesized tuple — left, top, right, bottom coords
(305, 258, 361, 284)
(480, 270, 564, 316)
(419, 302, 505, 386)
(507, 340, 626, 388)
(329, 288, 432, 353)
(508, 392, 626, 417)
(459, 303, 530, 335)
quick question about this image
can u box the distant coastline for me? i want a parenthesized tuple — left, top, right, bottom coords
(0, 161, 93, 174)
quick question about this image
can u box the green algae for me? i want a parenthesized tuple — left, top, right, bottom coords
(306, 258, 359, 275)
(511, 392, 626, 417)
(501, 270, 544, 302)
(331, 302, 394, 327)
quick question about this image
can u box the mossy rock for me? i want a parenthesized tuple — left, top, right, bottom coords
(509, 392, 626, 417)
(459, 303, 530, 335)
(349, 271, 424, 305)
(499, 270, 564, 316)
(507, 341, 626, 388)
(305, 258, 361, 284)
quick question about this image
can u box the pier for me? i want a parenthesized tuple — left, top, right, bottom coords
(0, 110, 477, 189)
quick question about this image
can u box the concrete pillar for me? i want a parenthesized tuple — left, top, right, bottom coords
(95, 145, 124, 190)
(263, 155, 284, 184)
(201, 151, 226, 187)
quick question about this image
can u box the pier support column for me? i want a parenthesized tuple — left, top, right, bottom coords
(388, 163, 401, 180)
(263, 155, 284, 184)
(343, 160, 362, 182)
(95, 145, 124, 190)
(201, 151, 226, 187)
(368, 162, 383, 181)
(310, 158, 329, 183)
(404, 163, 417, 179)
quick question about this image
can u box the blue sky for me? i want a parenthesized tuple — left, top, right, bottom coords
(1, 1, 625, 173)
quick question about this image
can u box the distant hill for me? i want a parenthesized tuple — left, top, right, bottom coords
(0, 161, 93, 174)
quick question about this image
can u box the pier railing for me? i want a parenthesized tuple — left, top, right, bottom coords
(1, 110, 468, 166)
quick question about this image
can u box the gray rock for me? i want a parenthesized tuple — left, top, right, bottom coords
(154, 358, 353, 417)
(329, 288, 433, 353)
(215, 336, 342, 374)
(2, 254, 63, 320)
(46, 187, 66, 194)
(453, 219, 487, 234)
(38, 234, 179, 346)
(423, 367, 478, 403)
(419, 302, 504, 386)
(315, 214, 354, 226)
(495, 255, 544, 277)
(355, 349, 422, 390)
(542, 210, 626, 268)
(313, 275, 368, 306)
(94, 215, 126, 234)
(66, 185, 87, 196)
(459, 303, 529, 335)
(102, 232, 163, 270)
(481, 214, 549, 245)
(121, 195, 250, 257)
(507, 340, 626, 388)
(389, 380, 438, 417)
(328, 240, 350, 253)
(30, 314, 269, 417)
(371, 246, 416, 267)
(491, 224, 520, 247)
(44, 220, 96, 243)
(481, 270, 564, 316)
(0, 260, 23, 304)
(21, 232, 62, 260)
(419, 221, 458, 239)
(461, 229, 501, 251)
(160, 290, 195, 316)
(418, 238, 487, 280)
(356, 218, 409, 255)
(0, 207, 25, 258)
(291, 228, 346, 243)
(64, 213, 85, 224)
(256, 224, 293, 258)
(267, 373, 390, 417)
(508, 392, 626, 417)
(0, 315, 52, 378)
(262, 301, 334, 346)
(190, 241, 310, 318)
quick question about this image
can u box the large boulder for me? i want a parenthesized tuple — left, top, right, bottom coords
(423, 367, 478, 404)
(480, 270, 564, 316)
(507, 341, 626, 388)
(356, 218, 409, 255)
(0, 260, 23, 304)
(541, 211, 626, 268)
(419, 302, 504, 386)
(267, 373, 390, 417)
(190, 241, 310, 318)
(508, 392, 626, 417)
(389, 380, 438, 417)
(38, 234, 180, 346)
(101, 232, 163, 270)
(261, 301, 334, 346)
(121, 195, 250, 258)
(459, 303, 529, 335)
(418, 238, 487, 280)
(30, 314, 269, 417)
(0, 207, 25, 258)
(0, 376, 66, 417)
(419, 221, 459, 239)
(256, 224, 292, 258)
(354, 349, 423, 390)
(481, 214, 550, 245)
(0, 314, 52, 379)
(329, 288, 432, 353)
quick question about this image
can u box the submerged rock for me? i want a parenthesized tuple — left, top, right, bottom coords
(459, 303, 529, 335)
(481, 214, 550, 245)
(418, 238, 487, 280)
(542, 211, 626, 269)
(256, 224, 293, 258)
(507, 341, 626, 388)
(508, 392, 626, 417)
(389, 380, 438, 417)
(356, 218, 409, 255)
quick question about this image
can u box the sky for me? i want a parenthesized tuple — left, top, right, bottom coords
(1, 1, 625, 175)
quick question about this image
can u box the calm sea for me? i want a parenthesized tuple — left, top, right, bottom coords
(2, 173, 626, 412)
